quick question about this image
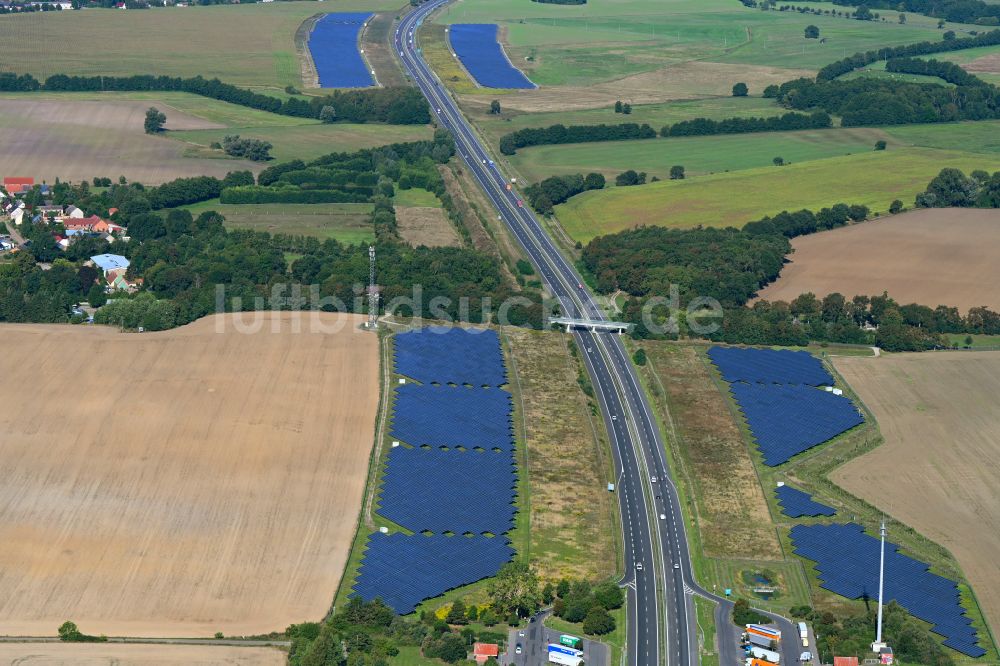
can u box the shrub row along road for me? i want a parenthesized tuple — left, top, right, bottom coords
(396, 3, 796, 665)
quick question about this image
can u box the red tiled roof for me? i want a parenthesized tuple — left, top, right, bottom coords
(65, 215, 105, 228)
(835, 657, 859, 666)
(3, 177, 34, 191)
(473, 643, 499, 657)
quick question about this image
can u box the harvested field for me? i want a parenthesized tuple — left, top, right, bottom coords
(468, 61, 812, 113)
(965, 52, 1000, 74)
(639, 343, 782, 561)
(0, 313, 379, 637)
(0, 98, 257, 184)
(756, 208, 1000, 312)
(0, 643, 285, 665)
(832, 351, 1000, 638)
(505, 328, 616, 582)
(396, 206, 461, 247)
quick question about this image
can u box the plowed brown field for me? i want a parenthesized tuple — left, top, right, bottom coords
(0, 313, 378, 637)
(833, 351, 1000, 637)
(0, 643, 284, 665)
(756, 208, 1000, 312)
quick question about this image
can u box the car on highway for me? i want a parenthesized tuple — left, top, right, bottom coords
(635, 562, 643, 571)
(674, 563, 680, 569)
(515, 644, 522, 655)
(659, 513, 666, 520)
(651, 476, 657, 483)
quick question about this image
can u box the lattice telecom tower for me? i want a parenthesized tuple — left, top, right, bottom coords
(367, 245, 379, 329)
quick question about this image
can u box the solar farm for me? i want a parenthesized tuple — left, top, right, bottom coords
(449, 24, 536, 89)
(790, 524, 986, 658)
(351, 327, 517, 614)
(774, 485, 836, 519)
(309, 13, 374, 88)
(708, 347, 864, 466)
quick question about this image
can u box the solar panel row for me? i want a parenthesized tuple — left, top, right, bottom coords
(352, 532, 515, 615)
(394, 327, 507, 387)
(775, 485, 836, 518)
(790, 524, 985, 658)
(391, 383, 515, 451)
(378, 446, 517, 534)
(354, 326, 517, 614)
(708, 346, 834, 386)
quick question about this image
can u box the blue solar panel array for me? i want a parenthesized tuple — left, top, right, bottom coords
(731, 382, 864, 466)
(391, 383, 515, 451)
(308, 13, 375, 88)
(708, 346, 835, 386)
(378, 446, 517, 534)
(775, 485, 836, 518)
(449, 24, 536, 89)
(790, 523, 985, 658)
(354, 326, 517, 613)
(394, 327, 507, 386)
(353, 532, 515, 615)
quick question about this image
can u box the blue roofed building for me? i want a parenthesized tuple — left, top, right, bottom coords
(90, 253, 129, 276)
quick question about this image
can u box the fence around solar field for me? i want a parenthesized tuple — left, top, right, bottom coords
(448, 24, 536, 89)
(309, 13, 375, 88)
(790, 523, 985, 658)
(352, 328, 518, 614)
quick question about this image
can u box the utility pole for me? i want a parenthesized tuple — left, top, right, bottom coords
(367, 245, 379, 330)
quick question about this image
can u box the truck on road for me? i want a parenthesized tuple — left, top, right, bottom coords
(798, 622, 809, 640)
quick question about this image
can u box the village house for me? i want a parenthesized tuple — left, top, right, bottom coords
(3, 177, 34, 195)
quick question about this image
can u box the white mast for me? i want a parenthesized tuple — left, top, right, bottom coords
(872, 518, 887, 652)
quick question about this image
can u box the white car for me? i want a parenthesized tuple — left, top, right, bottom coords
(635, 562, 643, 571)
(515, 644, 522, 655)
(659, 514, 666, 520)
(651, 476, 657, 483)
(673, 563, 680, 569)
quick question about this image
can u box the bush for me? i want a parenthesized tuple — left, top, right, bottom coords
(632, 348, 647, 366)
(222, 135, 272, 161)
(582, 606, 616, 635)
(732, 598, 769, 626)
(732, 82, 749, 96)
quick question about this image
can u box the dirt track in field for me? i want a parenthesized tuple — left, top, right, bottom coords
(0, 643, 284, 665)
(833, 352, 1000, 637)
(0, 313, 378, 637)
(756, 208, 1000, 312)
(0, 99, 258, 184)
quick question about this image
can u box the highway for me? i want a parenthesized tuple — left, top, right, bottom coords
(393, 4, 796, 665)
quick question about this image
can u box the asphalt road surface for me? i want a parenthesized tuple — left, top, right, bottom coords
(505, 611, 609, 666)
(393, 4, 798, 664)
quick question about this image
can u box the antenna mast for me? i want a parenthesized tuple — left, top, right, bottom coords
(872, 518, 890, 657)
(367, 245, 379, 330)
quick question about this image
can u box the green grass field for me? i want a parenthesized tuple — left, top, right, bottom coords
(508, 127, 890, 182)
(884, 119, 1000, 155)
(183, 200, 375, 243)
(0, 1, 405, 91)
(434, 0, 949, 87)
(170, 122, 432, 163)
(555, 147, 1000, 242)
(472, 96, 782, 145)
(393, 187, 441, 207)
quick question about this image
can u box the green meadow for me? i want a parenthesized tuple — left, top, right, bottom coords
(554, 147, 1000, 242)
(508, 127, 890, 182)
(183, 200, 375, 244)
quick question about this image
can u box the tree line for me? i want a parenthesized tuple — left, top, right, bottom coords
(915, 167, 1000, 207)
(816, 28, 1000, 80)
(772, 75, 1000, 126)
(662, 111, 832, 136)
(885, 56, 992, 87)
(523, 172, 604, 214)
(499, 122, 656, 155)
(0, 73, 430, 125)
(823, 0, 1000, 25)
